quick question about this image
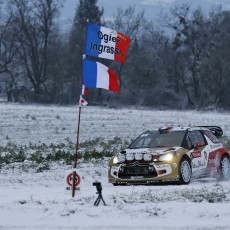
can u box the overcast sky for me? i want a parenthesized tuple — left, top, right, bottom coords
(59, 0, 230, 32)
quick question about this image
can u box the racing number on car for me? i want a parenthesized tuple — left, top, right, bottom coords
(66, 172, 81, 187)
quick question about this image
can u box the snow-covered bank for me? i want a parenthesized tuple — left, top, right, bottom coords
(1, 103, 230, 146)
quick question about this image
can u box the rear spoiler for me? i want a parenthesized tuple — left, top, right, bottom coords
(198, 126, 223, 137)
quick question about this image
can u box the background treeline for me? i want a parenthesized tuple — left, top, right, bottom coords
(0, 0, 230, 109)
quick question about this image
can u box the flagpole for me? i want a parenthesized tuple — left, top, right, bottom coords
(74, 106, 81, 169)
(118, 63, 123, 88)
(72, 19, 89, 198)
(72, 105, 81, 197)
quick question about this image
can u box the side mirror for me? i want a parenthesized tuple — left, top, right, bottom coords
(195, 142, 205, 149)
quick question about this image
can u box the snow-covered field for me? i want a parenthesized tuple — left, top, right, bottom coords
(1, 103, 230, 230)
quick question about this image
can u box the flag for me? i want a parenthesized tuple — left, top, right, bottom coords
(79, 85, 88, 106)
(79, 95, 88, 107)
(84, 23, 131, 63)
(83, 58, 120, 92)
(81, 84, 89, 96)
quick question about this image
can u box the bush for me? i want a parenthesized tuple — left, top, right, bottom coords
(0, 137, 128, 169)
(46, 150, 75, 165)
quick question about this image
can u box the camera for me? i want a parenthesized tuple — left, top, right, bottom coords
(93, 182, 101, 186)
(93, 182, 102, 193)
(92, 181, 106, 206)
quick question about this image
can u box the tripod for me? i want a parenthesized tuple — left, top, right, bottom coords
(93, 182, 106, 206)
(94, 191, 106, 206)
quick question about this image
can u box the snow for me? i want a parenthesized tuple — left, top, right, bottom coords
(1, 103, 230, 230)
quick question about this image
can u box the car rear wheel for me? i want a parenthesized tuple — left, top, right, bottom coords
(220, 156, 230, 180)
(179, 158, 192, 184)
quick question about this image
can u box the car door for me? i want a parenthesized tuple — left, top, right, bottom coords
(187, 130, 208, 171)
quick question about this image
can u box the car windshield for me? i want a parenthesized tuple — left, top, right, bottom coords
(129, 131, 160, 149)
(129, 131, 185, 149)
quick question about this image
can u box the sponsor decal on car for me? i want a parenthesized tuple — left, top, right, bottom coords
(210, 143, 222, 149)
(192, 160, 206, 168)
(204, 151, 208, 160)
(192, 151, 201, 158)
(155, 164, 172, 177)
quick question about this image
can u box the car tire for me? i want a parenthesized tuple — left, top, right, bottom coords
(219, 156, 230, 181)
(179, 158, 192, 184)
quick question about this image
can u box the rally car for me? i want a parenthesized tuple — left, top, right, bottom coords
(108, 126, 230, 185)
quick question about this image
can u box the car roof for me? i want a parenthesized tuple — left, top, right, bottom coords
(157, 125, 223, 137)
(158, 126, 196, 132)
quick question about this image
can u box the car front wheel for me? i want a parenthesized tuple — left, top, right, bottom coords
(220, 156, 230, 180)
(179, 158, 192, 184)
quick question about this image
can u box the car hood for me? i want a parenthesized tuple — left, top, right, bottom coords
(122, 147, 181, 156)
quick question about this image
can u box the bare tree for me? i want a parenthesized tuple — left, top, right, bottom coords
(8, 0, 62, 102)
(200, 9, 230, 107)
(108, 6, 145, 40)
(106, 6, 146, 91)
(164, 4, 210, 106)
(0, 15, 14, 74)
(0, 2, 19, 100)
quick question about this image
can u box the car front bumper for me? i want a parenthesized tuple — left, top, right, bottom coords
(108, 161, 180, 184)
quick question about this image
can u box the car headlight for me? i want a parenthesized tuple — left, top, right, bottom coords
(158, 152, 175, 161)
(113, 154, 126, 164)
(113, 157, 118, 164)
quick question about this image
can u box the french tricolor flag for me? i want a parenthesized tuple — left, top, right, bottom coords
(84, 23, 131, 63)
(83, 58, 120, 92)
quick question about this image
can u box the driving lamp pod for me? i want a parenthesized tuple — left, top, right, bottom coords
(158, 152, 175, 161)
(134, 153, 143, 160)
(143, 153, 152, 161)
(126, 153, 134, 161)
(117, 153, 126, 163)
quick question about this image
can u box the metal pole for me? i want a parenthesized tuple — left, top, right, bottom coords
(72, 170, 76, 197)
(72, 19, 89, 198)
(72, 106, 82, 197)
(118, 63, 123, 89)
(74, 106, 82, 168)
(73, 19, 88, 170)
